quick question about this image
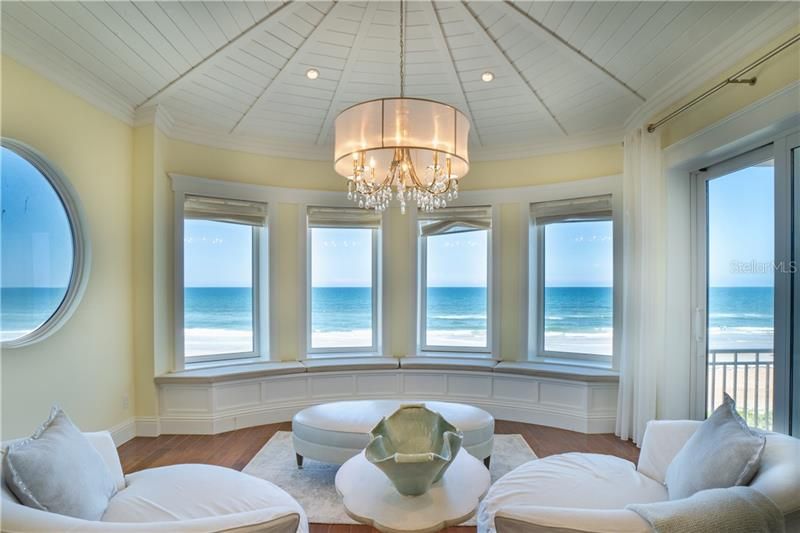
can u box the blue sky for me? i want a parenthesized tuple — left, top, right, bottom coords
(1, 147, 73, 288)
(427, 230, 488, 287)
(544, 220, 613, 287)
(311, 227, 372, 287)
(708, 162, 774, 288)
(184, 220, 252, 287)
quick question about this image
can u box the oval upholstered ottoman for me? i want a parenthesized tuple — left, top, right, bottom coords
(292, 400, 495, 468)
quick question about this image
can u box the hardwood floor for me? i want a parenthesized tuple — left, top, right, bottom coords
(117, 420, 639, 533)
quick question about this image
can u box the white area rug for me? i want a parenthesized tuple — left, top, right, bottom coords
(243, 431, 537, 525)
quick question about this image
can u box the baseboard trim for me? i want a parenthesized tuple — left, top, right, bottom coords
(135, 417, 161, 437)
(108, 418, 136, 446)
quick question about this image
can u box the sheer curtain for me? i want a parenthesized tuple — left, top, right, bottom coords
(616, 127, 667, 445)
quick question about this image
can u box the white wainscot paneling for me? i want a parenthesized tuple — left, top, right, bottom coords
(160, 385, 212, 415)
(357, 373, 401, 395)
(215, 381, 261, 411)
(263, 376, 307, 403)
(539, 381, 587, 409)
(447, 374, 492, 398)
(157, 369, 618, 435)
(589, 385, 619, 416)
(310, 374, 356, 398)
(403, 372, 447, 395)
(493, 376, 538, 404)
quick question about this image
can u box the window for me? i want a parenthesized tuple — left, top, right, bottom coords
(307, 207, 380, 354)
(532, 195, 614, 361)
(180, 195, 267, 364)
(1, 139, 89, 348)
(419, 207, 492, 353)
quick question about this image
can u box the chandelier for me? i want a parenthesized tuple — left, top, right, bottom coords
(333, 0, 470, 214)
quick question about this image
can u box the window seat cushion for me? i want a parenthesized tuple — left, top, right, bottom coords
(154, 361, 306, 384)
(302, 357, 399, 373)
(400, 357, 498, 372)
(494, 362, 619, 382)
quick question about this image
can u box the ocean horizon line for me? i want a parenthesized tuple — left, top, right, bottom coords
(0, 285, 774, 290)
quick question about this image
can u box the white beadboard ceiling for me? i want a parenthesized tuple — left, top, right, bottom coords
(2, 1, 796, 161)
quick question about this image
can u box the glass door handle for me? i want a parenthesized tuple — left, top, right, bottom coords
(694, 307, 705, 345)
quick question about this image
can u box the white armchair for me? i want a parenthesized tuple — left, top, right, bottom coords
(477, 420, 800, 533)
(2, 431, 308, 533)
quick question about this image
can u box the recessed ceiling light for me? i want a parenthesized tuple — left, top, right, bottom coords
(481, 71, 495, 82)
(306, 68, 320, 80)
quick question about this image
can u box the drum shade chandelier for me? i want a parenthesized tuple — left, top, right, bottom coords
(333, 0, 470, 214)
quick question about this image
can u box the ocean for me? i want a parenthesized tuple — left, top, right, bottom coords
(0, 287, 775, 354)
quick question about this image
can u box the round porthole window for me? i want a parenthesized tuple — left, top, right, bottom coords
(1, 139, 90, 348)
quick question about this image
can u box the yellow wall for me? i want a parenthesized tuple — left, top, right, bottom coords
(655, 26, 800, 147)
(1, 57, 135, 438)
(164, 137, 623, 191)
(466, 144, 623, 189)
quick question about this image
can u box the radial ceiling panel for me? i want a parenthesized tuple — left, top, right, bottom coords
(1, 0, 795, 160)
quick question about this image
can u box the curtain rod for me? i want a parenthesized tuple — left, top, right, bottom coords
(647, 33, 800, 133)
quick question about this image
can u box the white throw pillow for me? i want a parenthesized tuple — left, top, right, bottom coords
(2, 406, 117, 520)
(665, 394, 765, 500)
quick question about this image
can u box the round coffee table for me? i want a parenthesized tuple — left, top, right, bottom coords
(335, 448, 490, 533)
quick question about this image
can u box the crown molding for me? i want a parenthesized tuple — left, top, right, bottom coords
(624, 5, 799, 131)
(133, 104, 176, 134)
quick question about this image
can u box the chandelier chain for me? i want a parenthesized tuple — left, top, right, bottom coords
(399, 0, 405, 98)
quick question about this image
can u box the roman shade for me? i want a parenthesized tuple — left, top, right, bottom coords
(184, 195, 267, 226)
(307, 207, 382, 229)
(419, 206, 492, 237)
(530, 194, 612, 224)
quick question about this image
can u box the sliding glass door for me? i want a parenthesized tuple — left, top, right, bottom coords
(694, 135, 795, 434)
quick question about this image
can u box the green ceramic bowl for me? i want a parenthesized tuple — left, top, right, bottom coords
(364, 403, 464, 496)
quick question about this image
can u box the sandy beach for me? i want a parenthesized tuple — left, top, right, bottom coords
(185, 326, 773, 358)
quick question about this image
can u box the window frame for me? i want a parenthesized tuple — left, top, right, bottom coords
(533, 215, 615, 364)
(173, 181, 271, 371)
(306, 222, 381, 356)
(0, 138, 91, 349)
(417, 208, 494, 356)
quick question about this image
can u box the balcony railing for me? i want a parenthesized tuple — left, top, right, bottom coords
(707, 349, 773, 430)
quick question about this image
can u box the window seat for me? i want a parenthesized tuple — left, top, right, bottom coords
(494, 362, 619, 382)
(400, 357, 498, 372)
(155, 358, 617, 384)
(302, 357, 399, 372)
(155, 361, 305, 384)
(154, 357, 619, 436)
